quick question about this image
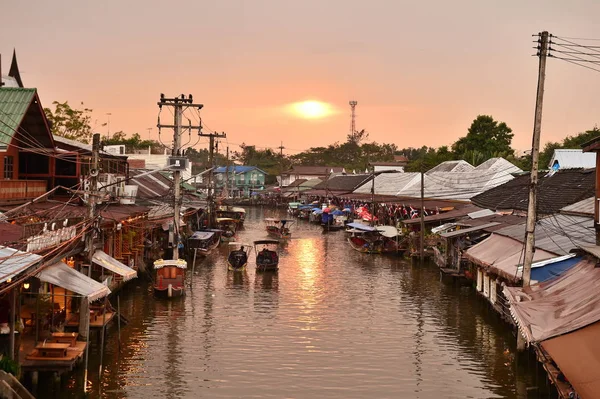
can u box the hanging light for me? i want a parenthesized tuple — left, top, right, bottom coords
(23, 283, 30, 290)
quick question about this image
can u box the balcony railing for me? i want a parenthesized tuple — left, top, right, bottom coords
(0, 180, 47, 203)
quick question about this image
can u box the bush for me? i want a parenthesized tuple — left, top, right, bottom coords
(0, 354, 20, 376)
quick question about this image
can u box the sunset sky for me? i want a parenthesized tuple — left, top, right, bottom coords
(2, 0, 600, 156)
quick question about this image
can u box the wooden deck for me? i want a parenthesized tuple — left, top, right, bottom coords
(65, 311, 115, 329)
(20, 336, 87, 373)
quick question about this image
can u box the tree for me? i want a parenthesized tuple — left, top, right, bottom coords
(452, 115, 514, 165)
(44, 101, 93, 143)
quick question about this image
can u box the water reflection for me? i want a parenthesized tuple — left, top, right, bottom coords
(41, 208, 551, 398)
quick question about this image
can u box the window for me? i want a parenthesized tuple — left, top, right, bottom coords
(4, 156, 13, 179)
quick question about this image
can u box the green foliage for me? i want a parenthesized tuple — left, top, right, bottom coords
(44, 101, 93, 143)
(231, 144, 289, 182)
(403, 146, 456, 172)
(0, 355, 20, 376)
(103, 131, 161, 153)
(451, 115, 514, 165)
(290, 139, 396, 172)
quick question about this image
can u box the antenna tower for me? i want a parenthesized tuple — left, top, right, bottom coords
(349, 100, 357, 140)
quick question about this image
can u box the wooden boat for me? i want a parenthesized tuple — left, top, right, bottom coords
(254, 239, 280, 271)
(153, 259, 187, 298)
(227, 242, 252, 272)
(346, 222, 403, 254)
(216, 217, 237, 242)
(216, 206, 246, 226)
(264, 218, 294, 239)
(187, 229, 222, 256)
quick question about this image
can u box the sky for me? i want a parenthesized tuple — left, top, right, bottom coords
(2, 0, 600, 156)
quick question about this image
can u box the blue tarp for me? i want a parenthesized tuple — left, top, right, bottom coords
(531, 255, 582, 283)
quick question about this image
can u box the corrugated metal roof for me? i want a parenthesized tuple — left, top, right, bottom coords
(0, 246, 42, 284)
(549, 149, 596, 169)
(353, 158, 521, 200)
(440, 222, 501, 238)
(426, 160, 474, 174)
(468, 209, 495, 219)
(494, 214, 595, 255)
(0, 88, 35, 148)
(560, 196, 594, 216)
(214, 165, 267, 174)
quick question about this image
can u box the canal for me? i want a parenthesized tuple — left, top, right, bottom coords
(35, 207, 550, 398)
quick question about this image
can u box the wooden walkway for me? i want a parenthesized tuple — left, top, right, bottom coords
(19, 337, 87, 373)
(65, 311, 115, 329)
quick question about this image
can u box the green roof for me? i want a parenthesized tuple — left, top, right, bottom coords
(0, 88, 36, 148)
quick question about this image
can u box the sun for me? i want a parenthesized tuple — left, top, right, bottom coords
(289, 100, 334, 119)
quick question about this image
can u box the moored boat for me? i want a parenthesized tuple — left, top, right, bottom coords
(254, 239, 280, 271)
(346, 222, 405, 254)
(187, 229, 222, 256)
(216, 206, 247, 226)
(227, 242, 252, 271)
(153, 259, 187, 298)
(265, 218, 294, 239)
(216, 217, 238, 242)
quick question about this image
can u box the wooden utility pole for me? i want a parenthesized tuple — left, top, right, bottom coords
(200, 131, 226, 228)
(278, 142, 285, 188)
(522, 31, 549, 288)
(224, 146, 229, 198)
(87, 133, 100, 277)
(420, 166, 425, 262)
(157, 94, 204, 259)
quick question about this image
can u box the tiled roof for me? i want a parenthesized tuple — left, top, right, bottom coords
(471, 168, 596, 214)
(0, 88, 35, 147)
(313, 174, 372, 192)
(284, 165, 345, 175)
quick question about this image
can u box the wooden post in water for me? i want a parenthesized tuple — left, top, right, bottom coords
(83, 297, 91, 394)
(99, 296, 107, 379)
(117, 296, 121, 353)
(420, 167, 425, 263)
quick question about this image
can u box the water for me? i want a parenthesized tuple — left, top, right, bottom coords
(35, 207, 549, 398)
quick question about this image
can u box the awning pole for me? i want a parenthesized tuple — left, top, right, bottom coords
(191, 249, 198, 283)
(9, 288, 16, 360)
(99, 296, 107, 382)
(117, 295, 121, 354)
(83, 298, 91, 394)
(35, 291, 39, 344)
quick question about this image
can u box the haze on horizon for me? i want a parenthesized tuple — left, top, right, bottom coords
(2, 0, 600, 156)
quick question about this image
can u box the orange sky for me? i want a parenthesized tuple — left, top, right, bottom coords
(2, 1, 600, 156)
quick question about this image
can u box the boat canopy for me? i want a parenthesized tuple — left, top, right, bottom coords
(377, 226, 400, 238)
(154, 259, 188, 270)
(216, 217, 236, 222)
(231, 207, 246, 213)
(346, 222, 378, 232)
(190, 231, 215, 240)
(228, 242, 252, 247)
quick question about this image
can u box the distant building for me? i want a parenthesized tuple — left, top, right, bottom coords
(548, 149, 596, 171)
(211, 165, 267, 197)
(281, 165, 345, 186)
(369, 162, 405, 173)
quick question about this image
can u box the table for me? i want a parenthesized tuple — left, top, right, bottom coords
(35, 342, 70, 358)
(51, 332, 78, 347)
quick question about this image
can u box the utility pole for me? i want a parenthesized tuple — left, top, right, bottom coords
(87, 133, 100, 277)
(523, 31, 549, 288)
(278, 142, 285, 188)
(349, 100, 357, 141)
(201, 131, 226, 228)
(420, 165, 425, 263)
(225, 146, 229, 198)
(157, 94, 204, 260)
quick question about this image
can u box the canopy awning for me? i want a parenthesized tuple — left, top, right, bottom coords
(541, 321, 600, 399)
(346, 222, 377, 232)
(0, 246, 43, 284)
(463, 234, 556, 283)
(37, 262, 110, 301)
(92, 250, 137, 282)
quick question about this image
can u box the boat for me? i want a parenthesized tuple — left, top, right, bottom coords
(264, 218, 294, 239)
(227, 242, 252, 271)
(187, 229, 222, 256)
(216, 206, 247, 226)
(216, 217, 237, 242)
(346, 222, 404, 254)
(254, 239, 280, 271)
(153, 259, 187, 298)
(287, 202, 302, 217)
(321, 208, 348, 232)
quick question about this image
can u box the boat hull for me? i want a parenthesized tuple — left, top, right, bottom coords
(347, 236, 399, 254)
(266, 226, 291, 239)
(153, 284, 185, 298)
(228, 262, 247, 272)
